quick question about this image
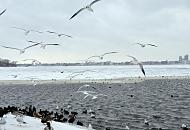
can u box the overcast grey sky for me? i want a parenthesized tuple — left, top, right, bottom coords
(0, 0, 190, 63)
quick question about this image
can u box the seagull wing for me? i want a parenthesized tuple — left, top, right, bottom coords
(70, 73, 83, 79)
(46, 31, 57, 34)
(135, 43, 144, 46)
(138, 63, 146, 76)
(83, 94, 90, 99)
(59, 33, 72, 38)
(127, 55, 138, 62)
(102, 52, 118, 56)
(78, 84, 90, 91)
(127, 55, 145, 76)
(90, 0, 101, 6)
(1, 45, 20, 51)
(87, 55, 101, 60)
(24, 43, 40, 50)
(146, 44, 158, 47)
(69, 7, 86, 20)
(45, 43, 60, 46)
(22, 59, 35, 61)
(27, 40, 40, 44)
(30, 30, 43, 33)
(11, 27, 27, 31)
(0, 9, 6, 16)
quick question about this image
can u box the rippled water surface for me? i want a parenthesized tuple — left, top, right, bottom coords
(0, 78, 190, 130)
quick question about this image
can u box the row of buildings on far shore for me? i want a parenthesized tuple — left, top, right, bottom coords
(0, 54, 189, 67)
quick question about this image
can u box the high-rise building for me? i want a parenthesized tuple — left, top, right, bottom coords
(184, 54, 189, 61)
(179, 56, 183, 63)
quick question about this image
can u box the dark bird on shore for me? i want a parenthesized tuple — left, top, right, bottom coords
(86, 52, 118, 61)
(127, 55, 146, 76)
(41, 112, 54, 124)
(33, 111, 43, 119)
(69, 0, 101, 20)
(71, 111, 78, 116)
(68, 114, 76, 123)
(77, 121, 84, 126)
(0, 109, 5, 118)
(0, 9, 6, 16)
(11, 27, 43, 35)
(135, 43, 158, 48)
(0, 43, 40, 54)
(44, 122, 54, 130)
(27, 40, 60, 49)
(63, 109, 69, 115)
(46, 31, 72, 38)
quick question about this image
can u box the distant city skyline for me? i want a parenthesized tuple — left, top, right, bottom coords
(0, 54, 189, 66)
(0, 0, 190, 63)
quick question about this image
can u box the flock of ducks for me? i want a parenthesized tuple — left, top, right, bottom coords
(0, 105, 96, 130)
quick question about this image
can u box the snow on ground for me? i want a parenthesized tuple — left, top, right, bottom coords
(0, 113, 94, 130)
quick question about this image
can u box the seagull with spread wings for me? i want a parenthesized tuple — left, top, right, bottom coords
(127, 55, 146, 76)
(78, 84, 96, 91)
(0, 9, 6, 16)
(68, 73, 84, 80)
(76, 91, 107, 100)
(46, 31, 72, 38)
(27, 40, 60, 49)
(135, 43, 158, 48)
(0, 43, 40, 54)
(11, 27, 43, 35)
(86, 52, 118, 61)
(69, 0, 101, 20)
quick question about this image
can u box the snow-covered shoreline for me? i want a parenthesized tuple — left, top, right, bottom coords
(0, 113, 94, 130)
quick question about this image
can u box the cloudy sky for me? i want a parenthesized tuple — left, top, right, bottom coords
(0, 0, 190, 63)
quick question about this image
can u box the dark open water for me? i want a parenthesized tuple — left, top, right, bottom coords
(0, 79, 190, 130)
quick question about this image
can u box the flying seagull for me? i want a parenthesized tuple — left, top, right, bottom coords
(69, 0, 101, 20)
(9, 74, 19, 78)
(68, 73, 84, 80)
(27, 40, 60, 49)
(135, 43, 158, 48)
(127, 55, 146, 76)
(46, 31, 72, 38)
(0, 9, 6, 16)
(0, 43, 40, 54)
(86, 52, 118, 61)
(76, 91, 107, 100)
(78, 84, 97, 91)
(11, 27, 43, 35)
(69, 70, 95, 76)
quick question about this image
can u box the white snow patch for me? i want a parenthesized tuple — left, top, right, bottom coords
(0, 113, 95, 130)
